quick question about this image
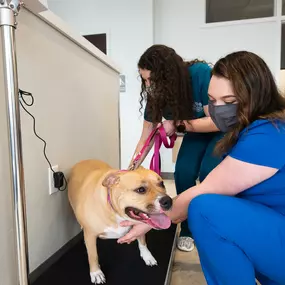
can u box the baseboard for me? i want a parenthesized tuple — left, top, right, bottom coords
(161, 172, 174, 180)
(29, 231, 83, 283)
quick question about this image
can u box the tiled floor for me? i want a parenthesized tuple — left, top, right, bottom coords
(165, 180, 206, 285)
(171, 249, 206, 285)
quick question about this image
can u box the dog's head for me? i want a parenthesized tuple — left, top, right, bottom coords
(102, 167, 172, 230)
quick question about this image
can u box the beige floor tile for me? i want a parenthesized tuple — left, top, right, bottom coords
(171, 248, 206, 285)
(164, 180, 206, 285)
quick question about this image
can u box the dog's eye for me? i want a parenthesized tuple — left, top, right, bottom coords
(135, 187, 147, 194)
(159, 181, 165, 188)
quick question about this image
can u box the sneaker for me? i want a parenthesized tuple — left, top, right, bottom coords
(177, 236, 195, 252)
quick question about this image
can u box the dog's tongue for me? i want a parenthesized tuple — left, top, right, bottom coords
(147, 213, 171, 230)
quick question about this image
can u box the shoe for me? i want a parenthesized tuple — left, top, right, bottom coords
(177, 236, 195, 252)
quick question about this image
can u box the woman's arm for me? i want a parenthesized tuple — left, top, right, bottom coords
(168, 155, 278, 223)
(119, 153, 278, 242)
(190, 155, 277, 196)
(182, 105, 219, 133)
(128, 120, 158, 170)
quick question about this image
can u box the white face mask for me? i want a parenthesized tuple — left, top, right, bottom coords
(145, 86, 152, 93)
(146, 84, 155, 92)
(145, 84, 155, 97)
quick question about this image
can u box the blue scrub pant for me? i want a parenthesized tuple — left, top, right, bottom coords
(175, 132, 223, 237)
(188, 194, 285, 285)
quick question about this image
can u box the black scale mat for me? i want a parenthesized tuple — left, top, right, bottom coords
(31, 224, 177, 285)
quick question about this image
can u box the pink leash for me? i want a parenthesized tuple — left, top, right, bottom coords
(108, 128, 176, 210)
(150, 126, 177, 175)
(131, 125, 177, 175)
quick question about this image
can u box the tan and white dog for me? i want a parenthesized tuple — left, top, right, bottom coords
(68, 159, 173, 284)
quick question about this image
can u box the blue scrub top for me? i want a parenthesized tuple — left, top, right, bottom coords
(229, 119, 285, 215)
(144, 62, 211, 122)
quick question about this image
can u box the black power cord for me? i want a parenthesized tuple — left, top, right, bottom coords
(19, 89, 67, 191)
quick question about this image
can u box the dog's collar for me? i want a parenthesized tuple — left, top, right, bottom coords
(107, 188, 116, 212)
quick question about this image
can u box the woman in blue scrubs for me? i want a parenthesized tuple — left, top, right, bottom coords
(127, 44, 223, 252)
(167, 51, 285, 284)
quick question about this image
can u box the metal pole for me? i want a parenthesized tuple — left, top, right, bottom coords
(0, 1, 29, 285)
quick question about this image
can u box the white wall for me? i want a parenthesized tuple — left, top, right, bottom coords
(0, 7, 120, 282)
(49, 0, 283, 173)
(154, 0, 282, 172)
(39, 0, 48, 7)
(48, 0, 154, 170)
(154, 0, 280, 72)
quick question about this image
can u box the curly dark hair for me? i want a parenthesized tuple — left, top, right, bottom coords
(213, 51, 285, 155)
(138, 44, 206, 124)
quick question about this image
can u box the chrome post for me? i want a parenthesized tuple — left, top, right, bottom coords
(0, 1, 29, 284)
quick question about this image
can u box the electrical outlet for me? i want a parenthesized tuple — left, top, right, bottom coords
(48, 165, 59, 195)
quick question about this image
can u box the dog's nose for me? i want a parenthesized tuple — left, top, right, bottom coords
(159, 196, 173, 211)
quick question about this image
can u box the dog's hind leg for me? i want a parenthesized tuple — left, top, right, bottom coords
(137, 235, 158, 266)
(83, 230, 106, 284)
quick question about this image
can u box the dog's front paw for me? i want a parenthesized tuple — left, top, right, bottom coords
(90, 270, 106, 284)
(143, 254, 158, 266)
(140, 248, 158, 266)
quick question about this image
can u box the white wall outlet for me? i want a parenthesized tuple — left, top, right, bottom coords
(48, 165, 59, 195)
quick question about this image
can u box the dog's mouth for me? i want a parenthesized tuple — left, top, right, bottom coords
(125, 207, 171, 230)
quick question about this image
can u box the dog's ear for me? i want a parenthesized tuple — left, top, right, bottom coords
(102, 172, 120, 187)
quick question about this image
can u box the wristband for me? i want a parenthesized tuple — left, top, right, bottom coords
(176, 122, 186, 133)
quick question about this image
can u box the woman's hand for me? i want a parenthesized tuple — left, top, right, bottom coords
(166, 194, 189, 224)
(117, 221, 152, 244)
(128, 120, 158, 170)
(162, 120, 176, 136)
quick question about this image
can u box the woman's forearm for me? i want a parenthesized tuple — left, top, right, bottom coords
(176, 171, 236, 207)
(176, 184, 203, 205)
(184, 117, 219, 133)
(128, 120, 157, 170)
(129, 139, 155, 169)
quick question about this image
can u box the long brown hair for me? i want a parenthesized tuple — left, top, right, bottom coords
(213, 51, 285, 155)
(138, 44, 205, 123)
